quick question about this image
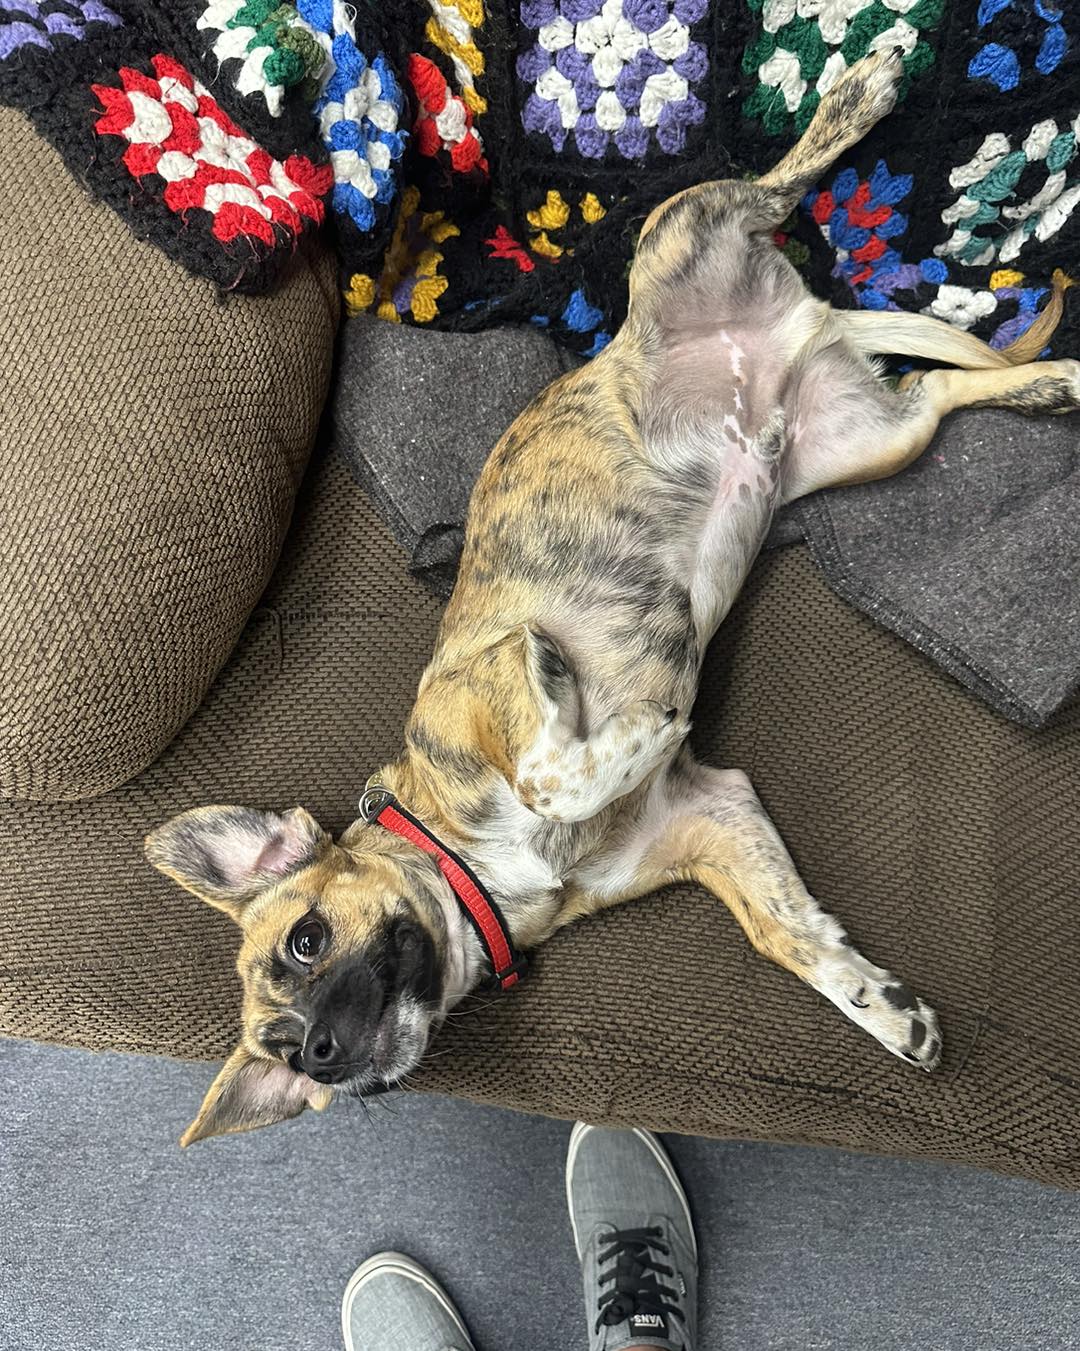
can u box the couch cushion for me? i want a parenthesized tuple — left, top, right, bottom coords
(2, 435, 1079, 1188)
(0, 107, 338, 803)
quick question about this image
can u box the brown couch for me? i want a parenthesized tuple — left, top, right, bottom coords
(4, 107, 1080, 1189)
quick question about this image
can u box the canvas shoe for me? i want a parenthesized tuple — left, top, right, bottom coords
(341, 1251, 475, 1351)
(566, 1123, 698, 1351)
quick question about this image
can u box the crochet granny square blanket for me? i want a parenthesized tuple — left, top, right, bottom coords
(2, 0, 1077, 358)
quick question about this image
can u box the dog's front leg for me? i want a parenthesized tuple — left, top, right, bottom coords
(569, 758, 941, 1068)
(514, 700, 690, 823)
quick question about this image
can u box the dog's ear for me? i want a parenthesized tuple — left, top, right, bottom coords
(145, 805, 329, 922)
(180, 1045, 333, 1147)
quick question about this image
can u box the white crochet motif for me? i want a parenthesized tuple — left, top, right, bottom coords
(758, 47, 806, 111)
(319, 61, 401, 200)
(530, 0, 698, 131)
(936, 111, 1080, 267)
(946, 132, 1010, 189)
(761, 0, 919, 46)
(427, 0, 482, 100)
(760, 15, 919, 114)
(197, 0, 330, 117)
(98, 57, 328, 239)
(923, 284, 998, 329)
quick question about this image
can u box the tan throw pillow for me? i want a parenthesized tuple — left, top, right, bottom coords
(0, 107, 338, 803)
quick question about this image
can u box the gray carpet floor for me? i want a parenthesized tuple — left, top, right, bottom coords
(3, 1037, 1080, 1351)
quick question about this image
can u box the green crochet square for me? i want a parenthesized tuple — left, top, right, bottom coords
(741, 0, 945, 137)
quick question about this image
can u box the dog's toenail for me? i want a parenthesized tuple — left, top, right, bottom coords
(908, 1018, 926, 1050)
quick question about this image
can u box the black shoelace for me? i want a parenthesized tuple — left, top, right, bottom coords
(595, 1225, 684, 1335)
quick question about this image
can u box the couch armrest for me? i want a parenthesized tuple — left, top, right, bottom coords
(0, 107, 338, 802)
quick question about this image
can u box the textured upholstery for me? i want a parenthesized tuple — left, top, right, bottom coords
(3, 437, 1078, 1188)
(3, 103, 1079, 1193)
(0, 106, 338, 803)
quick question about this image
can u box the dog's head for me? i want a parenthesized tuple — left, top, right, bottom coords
(146, 805, 456, 1146)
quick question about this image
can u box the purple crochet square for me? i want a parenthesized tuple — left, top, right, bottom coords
(0, 0, 121, 61)
(516, 0, 709, 159)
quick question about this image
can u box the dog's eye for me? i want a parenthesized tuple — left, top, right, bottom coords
(394, 920, 421, 956)
(289, 917, 326, 965)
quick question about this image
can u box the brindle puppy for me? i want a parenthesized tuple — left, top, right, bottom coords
(148, 51, 1080, 1145)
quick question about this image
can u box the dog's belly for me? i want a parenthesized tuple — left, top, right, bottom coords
(643, 438, 777, 641)
(638, 330, 790, 637)
(448, 295, 819, 722)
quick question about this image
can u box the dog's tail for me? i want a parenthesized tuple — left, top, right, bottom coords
(835, 270, 1073, 369)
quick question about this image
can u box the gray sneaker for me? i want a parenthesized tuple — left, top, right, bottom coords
(566, 1123, 698, 1351)
(341, 1251, 475, 1351)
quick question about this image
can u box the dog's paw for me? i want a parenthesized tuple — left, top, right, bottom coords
(516, 703, 690, 822)
(1045, 358, 1080, 414)
(610, 701, 691, 774)
(818, 946, 942, 1070)
(841, 46, 905, 124)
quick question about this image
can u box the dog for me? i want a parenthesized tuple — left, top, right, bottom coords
(147, 50, 1079, 1146)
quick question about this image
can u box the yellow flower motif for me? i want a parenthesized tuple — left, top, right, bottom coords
(529, 231, 564, 259)
(345, 185, 460, 325)
(526, 188, 608, 256)
(989, 268, 1025, 290)
(344, 272, 376, 311)
(427, 217, 460, 246)
(528, 190, 571, 231)
(410, 275, 450, 323)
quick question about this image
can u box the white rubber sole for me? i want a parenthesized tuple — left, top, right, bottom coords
(565, 1121, 698, 1262)
(341, 1251, 475, 1351)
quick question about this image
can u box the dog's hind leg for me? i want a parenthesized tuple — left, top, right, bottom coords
(567, 759, 941, 1069)
(752, 47, 907, 221)
(632, 47, 905, 261)
(781, 343, 1080, 502)
(624, 49, 906, 338)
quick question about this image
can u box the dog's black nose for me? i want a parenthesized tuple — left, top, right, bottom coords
(299, 1022, 348, 1084)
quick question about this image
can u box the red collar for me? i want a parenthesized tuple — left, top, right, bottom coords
(359, 789, 526, 992)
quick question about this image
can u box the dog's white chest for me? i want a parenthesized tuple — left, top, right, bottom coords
(461, 780, 564, 900)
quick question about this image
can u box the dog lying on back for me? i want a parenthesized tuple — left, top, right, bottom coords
(148, 50, 1079, 1145)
